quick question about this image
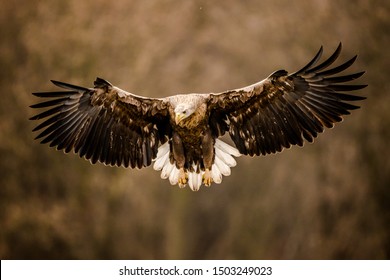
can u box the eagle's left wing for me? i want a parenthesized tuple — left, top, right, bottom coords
(30, 78, 171, 168)
(207, 43, 367, 156)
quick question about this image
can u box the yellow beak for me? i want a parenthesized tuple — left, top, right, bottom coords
(175, 113, 185, 124)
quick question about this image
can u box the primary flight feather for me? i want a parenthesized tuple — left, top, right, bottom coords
(30, 43, 367, 191)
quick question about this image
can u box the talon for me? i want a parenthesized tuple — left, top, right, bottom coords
(203, 169, 213, 187)
(178, 168, 187, 188)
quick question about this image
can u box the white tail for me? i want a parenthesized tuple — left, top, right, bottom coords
(153, 139, 241, 191)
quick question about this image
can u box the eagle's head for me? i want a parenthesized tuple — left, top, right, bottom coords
(174, 103, 196, 124)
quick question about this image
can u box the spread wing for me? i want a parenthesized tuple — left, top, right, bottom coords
(207, 43, 367, 156)
(30, 78, 171, 168)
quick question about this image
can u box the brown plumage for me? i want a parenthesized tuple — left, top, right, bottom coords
(30, 43, 367, 191)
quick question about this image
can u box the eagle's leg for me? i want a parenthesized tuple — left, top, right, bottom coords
(172, 132, 187, 187)
(178, 168, 187, 188)
(202, 129, 214, 187)
(203, 169, 212, 187)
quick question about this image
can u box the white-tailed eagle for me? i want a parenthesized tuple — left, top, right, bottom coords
(30, 43, 366, 191)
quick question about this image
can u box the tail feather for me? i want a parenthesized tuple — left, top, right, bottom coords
(169, 167, 180, 185)
(214, 155, 231, 176)
(161, 162, 174, 179)
(188, 169, 202, 191)
(211, 166, 222, 184)
(153, 139, 241, 190)
(215, 147, 237, 167)
(215, 139, 241, 157)
(153, 142, 170, 171)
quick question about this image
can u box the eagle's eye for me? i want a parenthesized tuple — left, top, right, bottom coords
(183, 110, 187, 114)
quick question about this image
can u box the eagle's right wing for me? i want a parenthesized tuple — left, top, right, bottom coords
(30, 78, 171, 168)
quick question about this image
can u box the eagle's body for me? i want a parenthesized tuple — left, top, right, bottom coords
(30, 44, 367, 191)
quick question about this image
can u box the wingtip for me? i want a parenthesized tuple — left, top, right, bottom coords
(50, 79, 88, 92)
(50, 80, 63, 87)
(334, 42, 343, 57)
(290, 45, 324, 76)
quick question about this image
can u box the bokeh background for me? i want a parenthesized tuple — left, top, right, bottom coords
(1, 0, 389, 259)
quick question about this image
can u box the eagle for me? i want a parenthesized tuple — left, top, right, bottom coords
(30, 43, 366, 191)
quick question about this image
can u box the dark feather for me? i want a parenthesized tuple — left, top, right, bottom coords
(308, 42, 342, 73)
(322, 71, 365, 84)
(30, 78, 170, 168)
(32, 91, 78, 98)
(317, 55, 357, 76)
(208, 44, 366, 156)
(292, 46, 323, 76)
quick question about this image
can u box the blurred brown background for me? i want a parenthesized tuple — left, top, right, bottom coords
(1, 0, 389, 259)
